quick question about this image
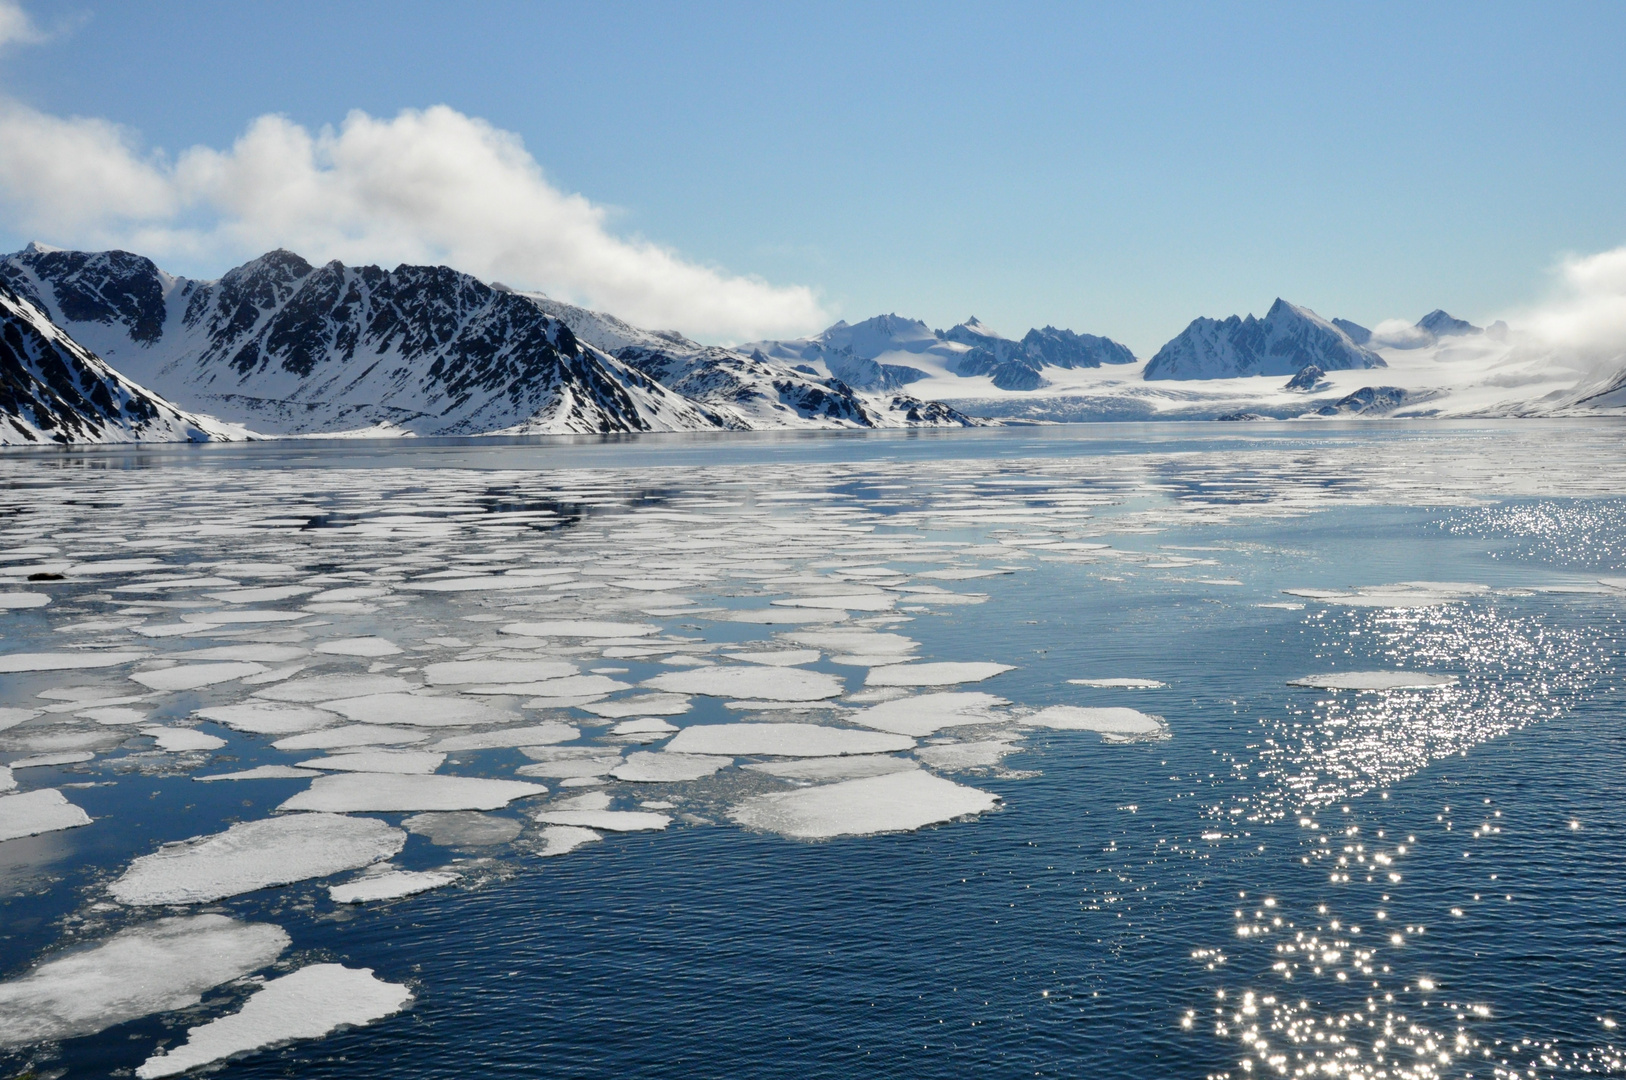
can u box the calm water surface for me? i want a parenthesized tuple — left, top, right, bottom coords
(1, 421, 1623, 1080)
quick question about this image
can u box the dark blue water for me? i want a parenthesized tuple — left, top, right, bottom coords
(2, 424, 1624, 1079)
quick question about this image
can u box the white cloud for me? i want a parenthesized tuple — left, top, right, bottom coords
(1367, 318, 1433, 349)
(0, 0, 43, 48)
(0, 101, 827, 341)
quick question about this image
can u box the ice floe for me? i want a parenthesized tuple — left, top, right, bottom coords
(581, 694, 692, 718)
(0, 706, 41, 731)
(194, 702, 336, 735)
(914, 739, 1021, 770)
(271, 725, 428, 751)
(279, 774, 548, 812)
(314, 637, 403, 657)
(143, 727, 228, 752)
(864, 662, 1014, 687)
(848, 691, 1010, 737)
(724, 608, 848, 624)
(533, 824, 601, 856)
(0, 651, 147, 673)
(195, 765, 320, 782)
(130, 661, 268, 691)
(1024, 706, 1168, 740)
(1068, 678, 1167, 689)
(110, 813, 405, 905)
(9, 751, 95, 768)
(1287, 671, 1458, 690)
(0, 788, 93, 842)
(610, 718, 679, 737)
(297, 750, 446, 774)
(256, 674, 416, 703)
(134, 963, 412, 1078)
(0, 591, 51, 608)
(612, 751, 731, 782)
(532, 807, 671, 832)
(744, 755, 917, 781)
(0, 915, 288, 1046)
(723, 649, 821, 666)
(329, 869, 459, 903)
(501, 619, 660, 638)
(429, 723, 578, 751)
(644, 666, 845, 701)
(404, 811, 523, 846)
(424, 659, 577, 685)
(729, 770, 998, 839)
(666, 722, 912, 758)
(319, 692, 517, 728)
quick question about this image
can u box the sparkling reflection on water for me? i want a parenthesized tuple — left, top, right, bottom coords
(0, 422, 1623, 1080)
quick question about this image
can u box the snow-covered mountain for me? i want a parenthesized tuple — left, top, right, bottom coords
(0, 244, 738, 436)
(0, 279, 243, 445)
(0, 245, 978, 436)
(746, 314, 1137, 392)
(1144, 298, 1386, 380)
(519, 297, 975, 429)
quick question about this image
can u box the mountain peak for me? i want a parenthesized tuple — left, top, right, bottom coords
(1415, 309, 1481, 337)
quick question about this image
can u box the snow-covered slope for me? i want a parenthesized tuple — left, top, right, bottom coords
(1144, 298, 1386, 380)
(525, 297, 979, 429)
(745, 314, 1137, 393)
(0, 280, 244, 445)
(0, 246, 740, 436)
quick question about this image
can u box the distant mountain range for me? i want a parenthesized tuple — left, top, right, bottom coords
(0, 241, 1613, 442)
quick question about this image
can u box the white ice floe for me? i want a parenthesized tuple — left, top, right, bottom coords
(255, 674, 416, 703)
(134, 963, 412, 1078)
(205, 585, 317, 604)
(914, 739, 1020, 770)
(1287, 671, 1459, 690)
(533, 824, 601, 856)
(612, 751, 731, 782)
(271, 725, 428, 751)
(0, 706, 40, 731)
(297, 750, 446, 774)
(176, 645, 308, 664)
(532, 807, 671, 832)
(0, 651, 147, 673)
(195, 766, 320, 782)
(423, 659, 578, 685)
(400, 575, 556, 592)
(864, 662, 1014, 687)
(724, 608, 848, 624)
(181, 609, 308, 625)
(729, 769, 998, 839)
(469, 674, 629, 697)
(0, 788, 93, 842)
(314, 637, 403, 657)
(665, 723, 913, 758)
(1068, 678, 1167, 689)
(1024, 706, 1168, 740)
(0, 766, 11, 792)
(0, 915, 287, 1046)
(131, 662, 267, 691)
(429, 723, 579, 751)
(110, 813, 405, 905)
(403, 811, 523, 846)
(501, 620, 660, 638)
(329, 869, 459, 904)
(1282, 582, 1489, 607)
(143, 727, 228, 752)
(581, 694, 692, 718)
(847, 691, 1010, 737)
(610, 718, 678, 737)
(279, 774, 547, 813)
(0, 592, 51, 609)
(194, 703, 335, 735)
(9, 751, 94, 768)
(772, 594, 896, 612)
(916, 568, 1010, 580)
(645, 666, 844, 701)
(744, 755, 917, 781)
(723, 649, 821, 666)
(319, 692, 517, 728)
(515, 753, 622, 779)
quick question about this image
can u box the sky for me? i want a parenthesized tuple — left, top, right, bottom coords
(1, 0, 1623, 352)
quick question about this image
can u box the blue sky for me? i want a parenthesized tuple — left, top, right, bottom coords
(1, 0, 1623, 352)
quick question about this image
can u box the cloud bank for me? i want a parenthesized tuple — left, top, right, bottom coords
(0, 99, 827, 341)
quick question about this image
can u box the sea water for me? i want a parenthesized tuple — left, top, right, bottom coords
(0, 420, 1623, 1079)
